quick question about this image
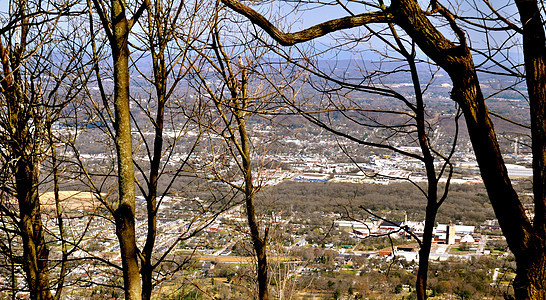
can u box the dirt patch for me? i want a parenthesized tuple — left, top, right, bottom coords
(40, 191, 104, 212)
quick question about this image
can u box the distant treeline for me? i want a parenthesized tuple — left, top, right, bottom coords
(258, 181, 514, 225)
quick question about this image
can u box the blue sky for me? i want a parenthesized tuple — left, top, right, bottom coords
(0, 0, 7, 14)
(0, 0, 522, 63)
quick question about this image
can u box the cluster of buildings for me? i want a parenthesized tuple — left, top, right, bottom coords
(333, 217, 497, 262)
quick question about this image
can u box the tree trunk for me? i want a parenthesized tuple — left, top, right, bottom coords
(240, 116, 269, 300)
(389, 2, 543, 298)
(512, 1, 546, 298)
(416, 203, 438, 300)
(114, 205, 141, 300)
(2, 37, 54, 300)
(237, 68, 269, 300)
(244, 174, 269, 300)
(255, 239, 269, 300)
(141, 263, 154, 300)
(140, 27, 167, 299)
(513, 242, 546, 299)
(140, 113, 162, 300)
(409, 46, 440, 300)
(110, 0, 142, 298)
(16, 162, 54, 300)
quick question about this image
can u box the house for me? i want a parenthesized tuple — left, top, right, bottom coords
(201, 262, 215, 275)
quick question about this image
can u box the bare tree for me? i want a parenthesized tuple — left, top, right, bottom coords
(0, 0, 88, 298)
(131, 1, 225, 297)
(221, 0, 546, 298)
(80, 0, 232, 298)
(266, 31, 459, 299)
(187, 10, 301, 298)
(194, 31, 271, 299)
(88, 0, 149, 298)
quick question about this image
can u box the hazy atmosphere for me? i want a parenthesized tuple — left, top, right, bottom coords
(0, 0, 544, 299)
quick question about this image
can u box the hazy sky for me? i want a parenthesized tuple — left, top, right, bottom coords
(0, 0, 522, 63)
(0, 1, 7, 14)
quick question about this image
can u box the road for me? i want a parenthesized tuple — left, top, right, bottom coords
(477, 234, 487, 254)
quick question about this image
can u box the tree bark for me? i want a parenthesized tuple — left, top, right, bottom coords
(393, 0, 545, 297)
(416, 204, 436, 299)
(240, 121, 269, 300)
(512, 0, 546, 297)
(1, 33, 54, 300)
(513, 241, 546, 299)
(110, 0, 142, 298)
(16, 161, 54, 300)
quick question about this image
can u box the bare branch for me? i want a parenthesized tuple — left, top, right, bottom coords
(221, 0, 393, 46)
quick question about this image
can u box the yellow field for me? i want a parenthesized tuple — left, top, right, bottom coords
(40, 191, 103, 212)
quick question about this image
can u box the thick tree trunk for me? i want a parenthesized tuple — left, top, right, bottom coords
(114, 205, 141, 300)
(16, 162, 54, 300)
(513, 242, 546, 299)
(389, 2, 544, 298)
(110, 0, 141, 298)
(112, 54, 142, 300)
